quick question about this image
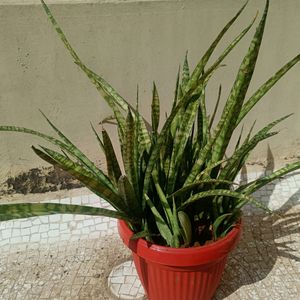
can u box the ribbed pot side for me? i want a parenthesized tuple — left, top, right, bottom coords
(118, 220, 242, 300)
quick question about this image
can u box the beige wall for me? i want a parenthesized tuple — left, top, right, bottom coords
(0, 0, 300, 181)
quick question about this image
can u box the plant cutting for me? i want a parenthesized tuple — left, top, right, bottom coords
(1, 0, 300, 299)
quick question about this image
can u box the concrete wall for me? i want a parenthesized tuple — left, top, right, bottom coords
(0, 0, 300, 182)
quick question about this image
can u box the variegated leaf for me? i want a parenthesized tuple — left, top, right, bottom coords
(211, 0, 269, 163)
(0, 203, 131, 222)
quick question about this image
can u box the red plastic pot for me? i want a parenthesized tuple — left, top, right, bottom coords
(118, 220, 242, 300)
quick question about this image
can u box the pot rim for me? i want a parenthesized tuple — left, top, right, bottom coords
(118, 219, 242, 267)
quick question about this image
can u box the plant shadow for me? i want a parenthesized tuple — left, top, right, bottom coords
(214, 146, 300, 299)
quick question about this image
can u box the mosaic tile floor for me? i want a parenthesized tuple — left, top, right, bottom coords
(0, 171, 300, 299)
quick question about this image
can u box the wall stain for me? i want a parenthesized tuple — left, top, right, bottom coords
(0, 166, 83, 196)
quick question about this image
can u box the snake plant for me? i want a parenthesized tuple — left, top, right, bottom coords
(1, 0, 300, 247)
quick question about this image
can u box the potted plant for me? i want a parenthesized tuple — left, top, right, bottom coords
(1, 0, 300, 299)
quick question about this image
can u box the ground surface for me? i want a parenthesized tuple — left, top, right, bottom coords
(0, 170, 300, 299)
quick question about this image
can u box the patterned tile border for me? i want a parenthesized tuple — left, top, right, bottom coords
(0, 194, 118, 253)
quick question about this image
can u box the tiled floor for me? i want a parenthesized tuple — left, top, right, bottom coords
(0, 171, 300, 299)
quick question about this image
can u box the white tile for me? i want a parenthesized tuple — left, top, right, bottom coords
(95, 223, 107, 231)
(89, 194, 100, 203)
(5, 221, 14, 229)
(119, 283, 132, 294)
(49, 223, 59, 230)
(22, 236, 30, 242)
(125, 275, 136, 284)
(30, 226, 39, 234)
(59, 233, 71, 241)
(74, 215, 85, 221)
(123, 267, 133, 276)
(49, 215, 61, 223)
(12, 229, 21, 237)
(41, 233, 48, 239)
(129, 287, 139, 296)
(81, 227, 91, 235)
(48, 230, 60, 237)
(110, 276, 124, 284)
(59, 223, 68, 231)
(22, 228, 30, 236)
(110, 283, 121, 294)
(40, 216, 50, 224)
(0, 238, 9, 246)
(83, 219, 94, 227)
(10, 236, 22, 243)
(20, 220, 32, 229)
(94, 217, 103, 224)
(62, 215, 74, 222)
(1, 229, 12, 239)
(71, 196, 82, 205)
(81, 195, 90, 204)
(32, 218, 42, 225)
(30, 233, 41, 242)
(59, 198, 71, 204)
(88, 232, 100, 239)
(39, 224, 50, 233)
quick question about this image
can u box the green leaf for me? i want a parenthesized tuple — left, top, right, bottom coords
(220, 131, 277, 181)
(183, 8, 262, 184)
(171, 198, 181, 248)
(199, 89, 209, 147)
(0, 125, 116, 193)
(204, 12, 257, 82)
(185, 0, 249, 93)
(184, 131, 218, 185)
(211, 0, 269, 163)
(144, 194, 173, 246)
(209, 85, 222, 130)
(137, 114, 151, 153)
(118, 175, 142, 216)
(123, 109, 139, 197)
(195, 159, 227, 181)
(181, 51, 190, 91)
(41, 0, 155, 142)
(151, 82, 160, 137)
(144, 41, 233, 193)
(130, 230, 159, 240)
(212, 213, 232, 240)
(178, 210, 192, 246)
(0, 203, 131, 222)
(167, 94, 201, 193)
(172, 66, 181, 109)
(239, 161, 300, 195)
(180, 189, 271, 213)
(99, 115, 117, 126)
(90, 122, 105, 152)
(143, 89, 193, 195)
(40, 0, 128, 112)
(134, 89, 151, 154)
(220, 114, 292, 180)
(152, 169, 173, 228)
(41, 111, 117, 184)
(235, 125, 244, 151)
(32, 146, 128, 213)
(244, 120, 257, 143)
(169, 179, 235, 200)
(102, 129, 122, 183)
(237, 53, 300, 125)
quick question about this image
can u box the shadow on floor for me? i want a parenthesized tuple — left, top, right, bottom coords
(215, 146, 300, 299)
